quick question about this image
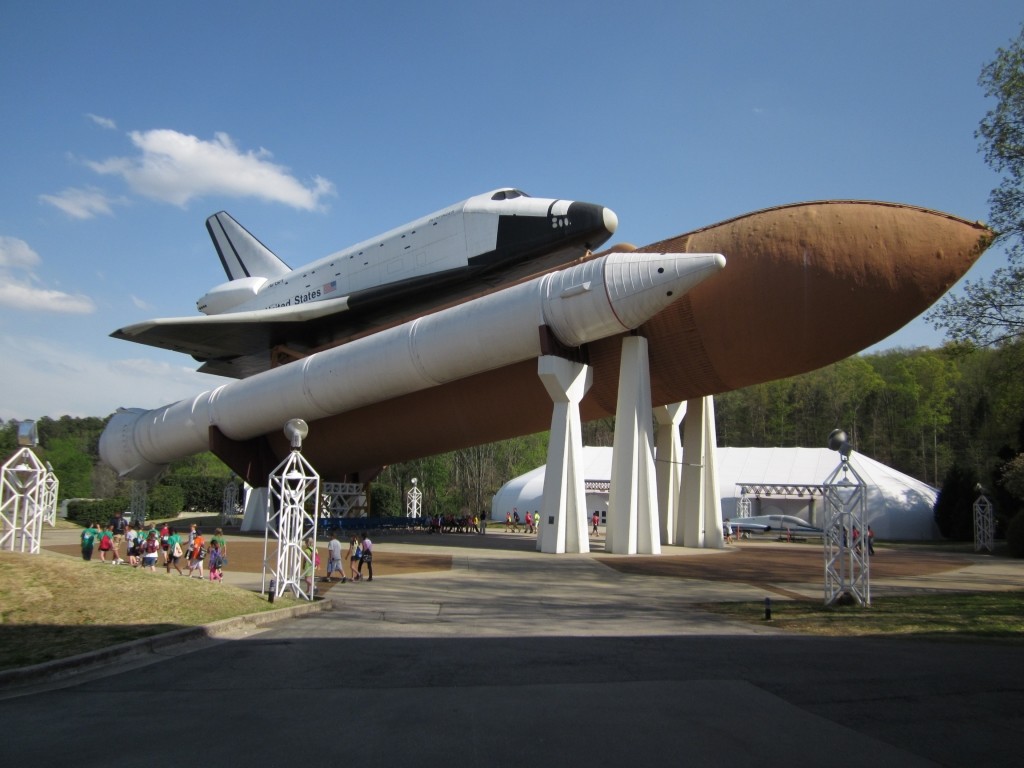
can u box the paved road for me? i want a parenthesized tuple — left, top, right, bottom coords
(3, 531, 1023, 766)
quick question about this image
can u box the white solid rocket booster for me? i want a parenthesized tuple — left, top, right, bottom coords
(101, 251, 725, 479)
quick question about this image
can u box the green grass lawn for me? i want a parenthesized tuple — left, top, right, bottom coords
(699, 590, 1024, 641)
(0, 549, 303, 671)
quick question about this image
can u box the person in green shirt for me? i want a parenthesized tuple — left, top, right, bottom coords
(81, 522, 100, 561)
(165, 527, 185, 575)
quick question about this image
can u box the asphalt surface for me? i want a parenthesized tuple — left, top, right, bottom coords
(3, 528, 1023, 767)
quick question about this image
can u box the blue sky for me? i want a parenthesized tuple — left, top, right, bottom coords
(1, 0, 1021, 421)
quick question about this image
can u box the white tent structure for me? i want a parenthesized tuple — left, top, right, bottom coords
(491, 446, 940, 541)
(492, 447, 614, 527)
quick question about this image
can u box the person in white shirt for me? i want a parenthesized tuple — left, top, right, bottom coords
(326, 531, 345, 582)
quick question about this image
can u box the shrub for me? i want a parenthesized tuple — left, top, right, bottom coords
(66, 498, 127, 525)
(148, 485, 184, 519)
(159, 475, 229, 512)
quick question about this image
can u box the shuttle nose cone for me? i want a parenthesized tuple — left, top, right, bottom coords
(603, 207, 619, 235)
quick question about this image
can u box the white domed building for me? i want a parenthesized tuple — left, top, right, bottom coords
(490, 446, 940, 541)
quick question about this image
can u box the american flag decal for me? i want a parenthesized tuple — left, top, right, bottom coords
(323, 280, 337, 294)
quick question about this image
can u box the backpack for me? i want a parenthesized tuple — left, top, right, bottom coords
(198, 545, 207, 560)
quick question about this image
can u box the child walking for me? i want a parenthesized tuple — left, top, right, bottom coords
(208, 539, 224, 582)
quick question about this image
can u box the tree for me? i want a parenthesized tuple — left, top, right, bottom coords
(1001, 453, 1024, 498)
(928, 25, 1024, 346)
(43, 437, 94, 499)
(934, 463, 979, 541)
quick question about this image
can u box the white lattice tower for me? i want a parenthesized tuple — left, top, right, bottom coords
(973, 494, 995, 553)
(322, 482, 367, 520)
(130, 480, 148, 527)
(407, 479, 422, 518)
(222, 479, 240, 527)
(1, 447, 48, 554)
(737, 494, 752, 518)
(263, 420, 320, 601)
(42, 463, 59, 526)
(822, 454, 871, 606)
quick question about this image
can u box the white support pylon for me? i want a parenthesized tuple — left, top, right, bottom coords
(679, 395, 724, 548)
(654, 402, 686, 545)
(607, 335, 661, 555)
(241, 486, 270, 531)
(537, 355, 592, 554)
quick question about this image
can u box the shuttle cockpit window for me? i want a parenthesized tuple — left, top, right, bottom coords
(491, 189, 529, 201)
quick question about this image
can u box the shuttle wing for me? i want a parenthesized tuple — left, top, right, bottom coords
(111, 296, 352, 377)
(111, 262, 483, 378)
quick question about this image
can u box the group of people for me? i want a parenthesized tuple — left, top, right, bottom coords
(428, 514, 483, 534)
(319, 531, 374, 585)
(505, 509, 540, 534)
(80, 513, 228, 581)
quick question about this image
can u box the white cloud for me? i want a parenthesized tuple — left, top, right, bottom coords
(87, 129, 336, 210)
(130, 294, 154, 311)
(0, 236, 96, 314)
(0, 334, 212, 420)
(39, 186, 120, 219)
(0, 236, 41, 269)
(86, 113, 117, 130)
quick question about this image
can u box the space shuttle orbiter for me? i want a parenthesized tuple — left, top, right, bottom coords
(112, 189, 619, 378)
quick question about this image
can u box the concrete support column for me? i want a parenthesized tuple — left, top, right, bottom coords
(537, 355, 592, 554)
(607, 336, 661, 555)
(679, 395, 724, 548)
(240, 486, 270, 532)
(654, 402, 686, 545)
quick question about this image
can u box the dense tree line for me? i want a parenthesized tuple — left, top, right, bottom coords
(716, 342, 1024, 544)
(716, 344, 1024, 489)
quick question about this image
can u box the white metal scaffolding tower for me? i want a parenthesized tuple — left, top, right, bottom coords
(42, 462, 59, 526)
(973, 490, 995, 553)
(1, 447, 49, 554)
(407, 478, 422, 518)
(130, 480, 148, 528)
(263, 420, 320, 602)
(822, 430, 871, 607)
(222, 478, 241, 527)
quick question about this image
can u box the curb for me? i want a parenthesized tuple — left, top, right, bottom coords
(0, 597, 334, 693)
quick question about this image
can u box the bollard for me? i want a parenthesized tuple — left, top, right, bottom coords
(268, 578, 276, 603)
(764, 596, 772, 620)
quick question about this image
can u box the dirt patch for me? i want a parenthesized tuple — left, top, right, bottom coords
(597, 544, 970, 584)
(45, 541, 452, 578)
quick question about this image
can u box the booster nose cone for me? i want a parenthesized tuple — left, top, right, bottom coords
(603, 207, 619, 235)
(605, 252, 726, 329)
